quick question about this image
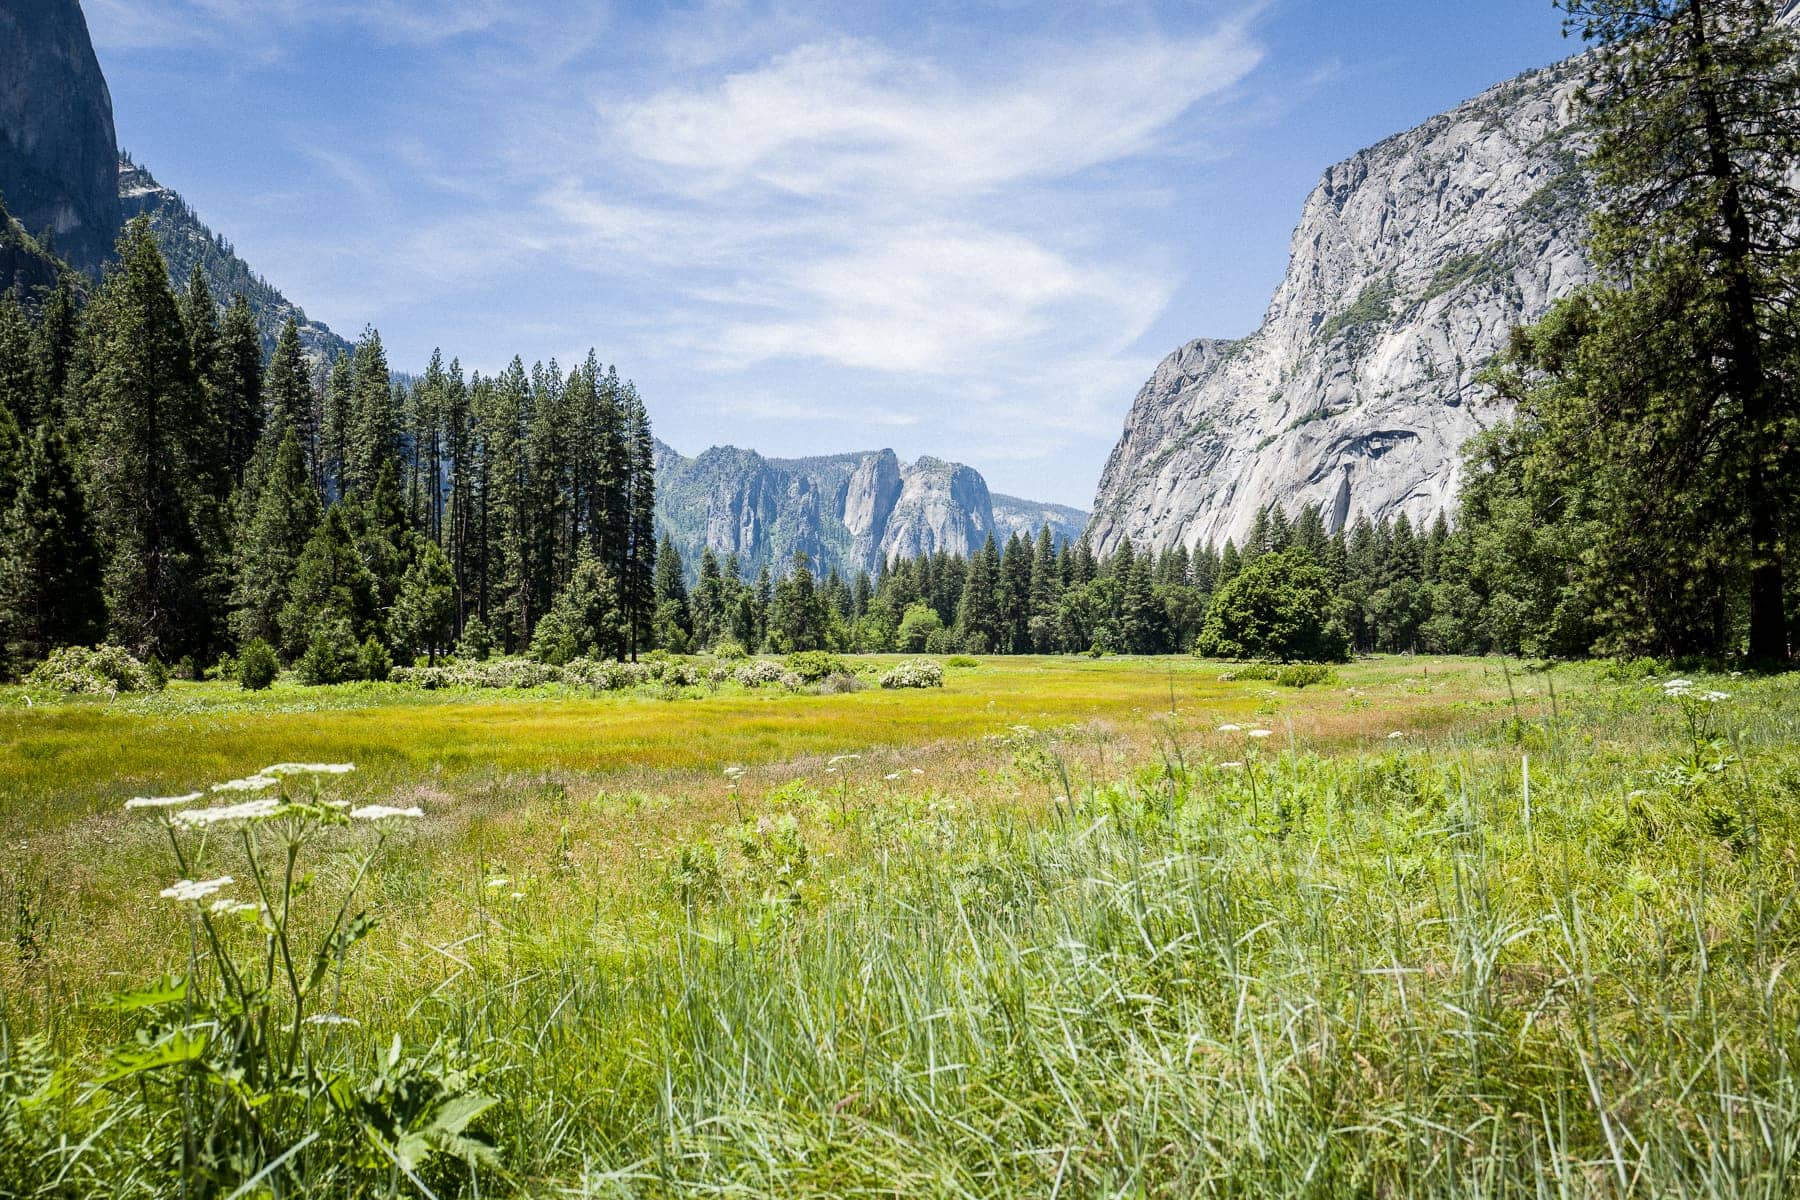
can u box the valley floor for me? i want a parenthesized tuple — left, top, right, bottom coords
(2, 656, 1798, 1196)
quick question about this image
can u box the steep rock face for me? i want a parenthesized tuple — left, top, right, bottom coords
(0, 194, 67, 298)
(0, 0, 121, 274)
(1089, 59, 1594, 554)
(655, 441, 1086, 580)
(118, 157, 351, 360)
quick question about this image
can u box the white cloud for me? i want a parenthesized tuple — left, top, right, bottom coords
(612, 30, 1262, 199)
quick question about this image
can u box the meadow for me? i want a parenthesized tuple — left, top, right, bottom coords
(2, 654, 1798, 1197)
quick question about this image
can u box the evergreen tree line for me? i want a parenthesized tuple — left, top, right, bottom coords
(641, 503, 1479, 660)
(0, 219, 660, 679)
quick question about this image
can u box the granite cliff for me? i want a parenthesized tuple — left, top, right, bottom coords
(1089, 58, 1595, 553)
(655, 441, 1086, 580)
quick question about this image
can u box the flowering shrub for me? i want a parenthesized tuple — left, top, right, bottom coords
(24, 644, 161, 695)
(734, 659, 787, 688)
(880, 659, 944, 689)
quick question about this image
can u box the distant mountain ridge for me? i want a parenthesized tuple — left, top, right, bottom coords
(117, 155, 352, 361)
(654, 440, 1087, 580)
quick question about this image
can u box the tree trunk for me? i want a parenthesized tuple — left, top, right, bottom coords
(1691, 0, 1789, 661)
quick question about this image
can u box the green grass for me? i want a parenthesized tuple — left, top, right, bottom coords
(4, 656, 1798, 1197)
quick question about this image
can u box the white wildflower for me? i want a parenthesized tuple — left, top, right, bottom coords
(1662, 678, 1694, 696)
(161, 876, 233, 903)
(349, 805, 423, 822)
(486, 877, 510, 889)
(212, 775, 279, 793)
(303, 1013, 359, 1027)
(1220, 761, 1245, 770)
(1217, 723, 1242, 733)
(884, 772, 901, 781)
(1387, 731, 1406, 740)
(1247, 729, 1273, 739)
(723, 765, 746, 780)
(510, 892, 526, 900)
(174, 797, 284, 827)
(261, 762, 355, 777)
(209, 899, 259, 916)
(125, 792, 203, 810)
(826, 754, 861, 766)
(1698, 690, 1730, 704)
(910, 768, 923, 776)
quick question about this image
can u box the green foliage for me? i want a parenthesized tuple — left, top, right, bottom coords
(783, 650, 849, 683)
(236, 637, 278, 690)
(24, 644, 159, 694)
(295, 617, 360, 686)
(356, 636, 392, 683)
(279, 506, 377, 660)
(711, 638, 747, 661)
(896, 602, 943, 653)
(0, 423, 104, 673)
(1275, 662, 1337, 688)
(945, 655, 980, 669)
(1196, 550, 1349, 662)
(529, 550, 623, 666)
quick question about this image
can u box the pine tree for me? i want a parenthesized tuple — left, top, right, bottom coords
(177, 265, 229, 501)
(957, 534, 1003, 652)
(390, 540, 457, 664)
(530, 547, 623, 664)
(621, 383, 657, 658)
(769, 552, 825, 652)
(320, 354, 355, 502)
(347, 329, 396, 501)
(262, 318, 315, 477)
(0, 423, 104, 671)
(279, 505, 378, 658)
(230, 430, 321, 650)
(0, 293, 43, 431)
(77, 219, 209, 661)
(653, 532, 690, 650)
(35, 272, 78, 420)
(217, 296, 263, 489)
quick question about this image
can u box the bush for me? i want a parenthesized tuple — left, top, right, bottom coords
(144, 656, 170, 691)
(1195, 550, 1349, 663)
(23, 645, 159, 695)
(296, 618, 360, 685)
(896, 603, 944, 653)
(357, 636, 393, 683)
(818, 672, 867, 694)
(236, 639, 279, 690)
(945, 655, 980, 669)
(457, 616, 494, 661)
(880, 659, 944, 689)
(734, 660, 787, 688)
(785, 651, 849, 683)
(712, 638, 748, 661)
(923, 628, 959, 655)
(1276, 663, 1337, 688)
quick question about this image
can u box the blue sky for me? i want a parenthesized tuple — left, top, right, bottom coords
(85, 0, 1576, 507)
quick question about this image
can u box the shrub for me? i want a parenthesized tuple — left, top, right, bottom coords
(945, 655, 980, 669)
(818, 672, 867, 694)
(24, 645, 157, 695)
(236, 639, 279, 690)
(1195, 550, 1349, 663)
(896, 603, 944, 653)
(1276, 663, 1337, 688)
(923, 628, 959, 655)
(457, 616, 494, 661)
(712, 638, 748, 661)
(881, 659, 944, 689)
(296, 618, 359, 685)
(785, 651, 849, 683)
(357, 636, 393, 683)
(144, 656, 170, 691)
(734, 660, 786, 688)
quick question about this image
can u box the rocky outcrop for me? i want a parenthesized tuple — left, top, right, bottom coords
(991, 494, 1088, 547)
(1089, 58, 1595, 554)
(118, 157, 351, 360)
(0, 0, 121, 275)
(655, 441, 1086, 579)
